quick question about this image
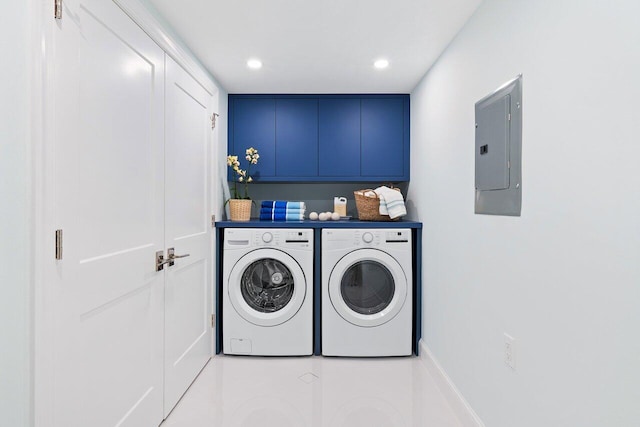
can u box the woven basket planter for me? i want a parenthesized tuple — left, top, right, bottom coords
(229, 199, 252, 221)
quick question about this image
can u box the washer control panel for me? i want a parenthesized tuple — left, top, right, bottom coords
(284, 230, 311, 243)
(253, 229, 312, 249)
(254, 231, 282, 247)
(223, 228, 313, 250)
(362, 232, 374, 243)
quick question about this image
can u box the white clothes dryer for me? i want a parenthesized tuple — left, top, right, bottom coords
(322, 229, 412, 357)
(223, 228, 313, 356)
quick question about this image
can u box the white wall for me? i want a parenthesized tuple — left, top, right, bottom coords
(137, 0, 229, 218)
(0, 1, 32, 426)
(409, 1, 640, 425)
(216, 92, 229, 219)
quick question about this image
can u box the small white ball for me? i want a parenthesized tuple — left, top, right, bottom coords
(326, 212, 332, 216)
(319, 212, 329, 221)
(331, 212, 340, 221)
(309, 212, 318, 220)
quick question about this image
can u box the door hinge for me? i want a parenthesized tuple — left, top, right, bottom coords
(211, 314, 215, 328)
(211, 214, 216, 227)
(55, 229, 63, 260)
(54, 0, 62, 19)
(508, 113, 511, 121)
(211, 113, 219, 130)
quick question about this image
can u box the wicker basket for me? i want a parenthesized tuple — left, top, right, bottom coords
(354, 188, 401, 221)
(229, 199, 252, 221)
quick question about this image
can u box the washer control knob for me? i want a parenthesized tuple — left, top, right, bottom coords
(262, 232, 273, 243)
(362, 232, 374, 243)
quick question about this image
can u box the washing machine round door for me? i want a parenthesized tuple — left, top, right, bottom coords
(329, 249, 407, 327)
(228, 248, 306, 327)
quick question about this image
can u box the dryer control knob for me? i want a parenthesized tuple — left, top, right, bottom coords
(362, 232, 374, 243)
(262, 232, 273, 243)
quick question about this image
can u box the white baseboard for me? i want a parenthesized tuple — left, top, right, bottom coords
(418, 340, 485, 427)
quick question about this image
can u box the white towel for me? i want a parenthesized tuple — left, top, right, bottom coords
(374, 186, 407, 219)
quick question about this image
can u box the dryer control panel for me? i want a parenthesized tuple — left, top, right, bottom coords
(323, 229, 411, 250)
(385, 230, 410, 243)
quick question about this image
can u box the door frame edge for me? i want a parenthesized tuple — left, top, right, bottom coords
(32, 0, 57, 425)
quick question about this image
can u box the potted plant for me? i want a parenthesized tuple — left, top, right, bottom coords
(227, 147, 259, 221)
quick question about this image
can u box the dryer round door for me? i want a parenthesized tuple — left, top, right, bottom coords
(228, 248, 307, 327)
(328, 249, 408, 327)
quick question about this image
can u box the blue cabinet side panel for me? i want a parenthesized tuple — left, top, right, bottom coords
(216, 228, 222, 354)
(318, 98, 361, 177)
(314, 229, 322, 355)
(275, 98, 319, 177)
(404, 96, 411, 181)
(361, 98, 405, 177)
(414, 228, 422, 355)
(233, 98, 276, 179)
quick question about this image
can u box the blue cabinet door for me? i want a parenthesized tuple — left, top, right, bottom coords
(275, 99, 318, 177)
(319, 98, 361, 177)
(232, 98, 275, 179)
(361, 98, 406, 178)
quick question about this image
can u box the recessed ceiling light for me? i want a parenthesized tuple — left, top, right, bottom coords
(247, 59, 262, 70)
(374, 59, 389, 69)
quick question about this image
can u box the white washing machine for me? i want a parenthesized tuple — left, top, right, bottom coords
(223, 228, 313, 356)
(322, 229, 413, 357)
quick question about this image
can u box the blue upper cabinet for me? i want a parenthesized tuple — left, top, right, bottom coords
(228, 94, 410, 182)
(319, 98, 361, 177)
(231, 98, 275, 179)
(361, 97, 406, 178)
(276, 99, 318, 177)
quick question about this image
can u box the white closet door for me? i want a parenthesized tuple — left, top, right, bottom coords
(163, 56, 213, 416)
(51, 0, 164, 426)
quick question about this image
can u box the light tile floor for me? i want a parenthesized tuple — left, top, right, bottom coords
(161, 355, 462, 427)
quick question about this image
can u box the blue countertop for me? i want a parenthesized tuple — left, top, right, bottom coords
(215, 219, 422, 228)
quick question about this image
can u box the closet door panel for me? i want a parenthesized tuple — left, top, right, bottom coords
(51, 0, 165, 425)
(163, 55, 213, 417)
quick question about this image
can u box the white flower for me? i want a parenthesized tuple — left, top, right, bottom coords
(226, 155, 237, 166)
(227, 148, 258, 194)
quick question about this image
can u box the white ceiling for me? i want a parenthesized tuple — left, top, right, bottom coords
(146, 0, 481, 93)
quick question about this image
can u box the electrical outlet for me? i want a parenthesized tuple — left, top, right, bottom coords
(504, 333, 516, 370)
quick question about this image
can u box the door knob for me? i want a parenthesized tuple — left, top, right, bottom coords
(167, 247, 189, 267)
(155, 248, 190, 271)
